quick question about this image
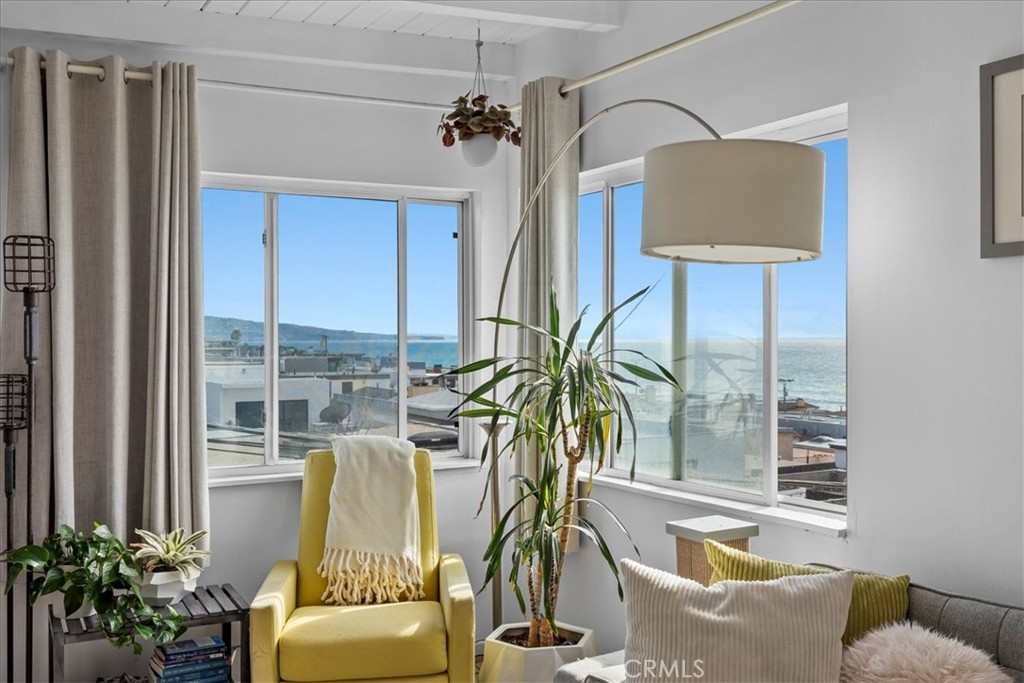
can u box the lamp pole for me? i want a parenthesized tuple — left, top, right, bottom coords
(481, 96, 822, 631)
(484, 99, 722, 630)
(3, 234, 56, 682)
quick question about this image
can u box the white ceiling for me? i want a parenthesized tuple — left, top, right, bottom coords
(124, 0, 623, 45)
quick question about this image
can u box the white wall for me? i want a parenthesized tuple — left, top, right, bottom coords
(516, 0, 1024, 651)
(2, 0, 1022, 675)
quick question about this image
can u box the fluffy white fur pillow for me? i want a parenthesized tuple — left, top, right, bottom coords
(841, 622, 1012, 683)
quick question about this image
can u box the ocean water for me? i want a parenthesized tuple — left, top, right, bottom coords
(286, 337, 846, 411)
(310, 339, 459, 369)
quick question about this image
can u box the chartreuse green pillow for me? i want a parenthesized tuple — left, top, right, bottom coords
(704, 539, 909, 645)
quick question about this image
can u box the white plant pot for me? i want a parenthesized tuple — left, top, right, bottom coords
(461, 134, 498, 167)
(480, 621, 597, 683)
(53, 597, 97, 620)
(140, 568, 198, 606)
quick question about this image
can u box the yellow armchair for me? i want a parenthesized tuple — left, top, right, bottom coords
(251, 449, 475, 682)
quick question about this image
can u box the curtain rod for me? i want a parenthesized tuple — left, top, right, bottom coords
(0, 56, 449, 110)
(1, 54, 154, 81)
(506, 0, 801, 113)
(3, 0, 799, 106)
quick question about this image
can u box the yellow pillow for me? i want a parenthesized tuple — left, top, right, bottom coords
(704, 539, 910, 645)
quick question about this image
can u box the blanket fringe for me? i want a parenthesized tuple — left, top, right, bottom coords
(318, 546, 425, 605)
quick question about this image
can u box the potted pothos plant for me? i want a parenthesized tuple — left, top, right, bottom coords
(2, 523, 185, 653)
(450, 287, 680, 682)
(132, 528, 210, 606)
(438, 93, 521, 167)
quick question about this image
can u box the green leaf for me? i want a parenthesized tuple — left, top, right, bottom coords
(548, 286, 560, 337)
(4, 565, 23, 595)
(4, 544, 51, 569)
(457, 408, 518, 419)
(40, 567, 65, 596)
(63, 585, 84, 616)
(616, 361, 667, 384)
(447, 357, 501, 375)
(587, 287, 649, 351)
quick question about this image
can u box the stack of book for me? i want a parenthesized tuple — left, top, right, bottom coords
(149, 636, 231, 683)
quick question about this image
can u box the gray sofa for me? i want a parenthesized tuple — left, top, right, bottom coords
(555, 582, 1024, 682)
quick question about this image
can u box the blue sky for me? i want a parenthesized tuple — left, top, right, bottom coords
(204, 138, 845, 340)
(203, 191, 458, 336)
(580, 137, 847, 341)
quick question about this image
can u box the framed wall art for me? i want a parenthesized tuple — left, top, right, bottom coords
(981, 54, 1024, 258)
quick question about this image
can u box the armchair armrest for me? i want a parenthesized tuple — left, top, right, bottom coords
(439, 553, 475, 683)
(251, 560, 298, 683)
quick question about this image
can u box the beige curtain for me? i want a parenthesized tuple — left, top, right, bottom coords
(0, 47, 208, 548)
(516, 77, 580, 482)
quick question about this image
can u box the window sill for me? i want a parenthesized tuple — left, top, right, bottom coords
(589, 473, 847, 538)
(207, 455, 479, 488)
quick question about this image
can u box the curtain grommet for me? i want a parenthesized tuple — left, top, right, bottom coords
(97, 70, 105, 83)
(66, 64, 72, 79)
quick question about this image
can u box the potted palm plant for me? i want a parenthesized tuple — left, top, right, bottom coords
(2, 523, 184, 653)
(132, 528, 210, 606)
(450, 287, 680, 682)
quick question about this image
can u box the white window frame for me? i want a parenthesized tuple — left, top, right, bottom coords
(202, 173, 473, 483)
(583, 104, 848, 517)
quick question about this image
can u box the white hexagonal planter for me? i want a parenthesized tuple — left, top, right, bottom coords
(139, 568, 199, 606)
(480, 621, 597, 683)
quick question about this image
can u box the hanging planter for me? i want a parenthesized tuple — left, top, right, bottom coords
(438, 31, 520, 167)
(439, 93, 521, 167)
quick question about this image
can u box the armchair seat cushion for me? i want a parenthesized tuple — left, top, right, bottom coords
(279, 601, 449, 681)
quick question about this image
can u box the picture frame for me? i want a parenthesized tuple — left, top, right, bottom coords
(981, 54, 1024, 258)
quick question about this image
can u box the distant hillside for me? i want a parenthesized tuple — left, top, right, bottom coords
(205, 316, 446, 343)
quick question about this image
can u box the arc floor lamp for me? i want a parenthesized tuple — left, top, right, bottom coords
(483, 98, 824, 627)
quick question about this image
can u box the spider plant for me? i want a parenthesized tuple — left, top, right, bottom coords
(132, 528, 210, 579)
(449, 286, 680, 647)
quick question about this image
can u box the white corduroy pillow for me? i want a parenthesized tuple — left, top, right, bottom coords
(622, 559, 854, 683)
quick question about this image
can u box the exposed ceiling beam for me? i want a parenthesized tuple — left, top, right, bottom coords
(0, 0, 517, 80)
(371, 1, 624, 32)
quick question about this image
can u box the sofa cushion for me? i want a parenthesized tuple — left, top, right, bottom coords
(907, 584, 1024, 681)
(704, 539, 909, 644)
(622, 559, 853, 682)
(279, 601, 448, 681)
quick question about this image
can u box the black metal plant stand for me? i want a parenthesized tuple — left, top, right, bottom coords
(1, 373, 28, 683)
(3, 234, 56, 682)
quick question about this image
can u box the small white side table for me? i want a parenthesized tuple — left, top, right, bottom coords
(665, 515, 759, 585)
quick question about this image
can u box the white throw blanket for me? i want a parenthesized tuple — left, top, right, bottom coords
(318, 435, 424, 605)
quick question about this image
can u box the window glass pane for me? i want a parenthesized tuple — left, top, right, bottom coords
(277, 195, 399, 459)
(682, 264, 764, 493)
(611, 182, 677, 478)
(777, 138, 848, 508)
(578, 191, 603, 341)
(611, 183, 764, 494)
(406, 202, 460, 454)
(202, 188, 266, 468)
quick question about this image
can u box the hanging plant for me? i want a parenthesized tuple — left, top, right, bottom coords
(437, 30, 520, 166)
(438, 93, 521, 148)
